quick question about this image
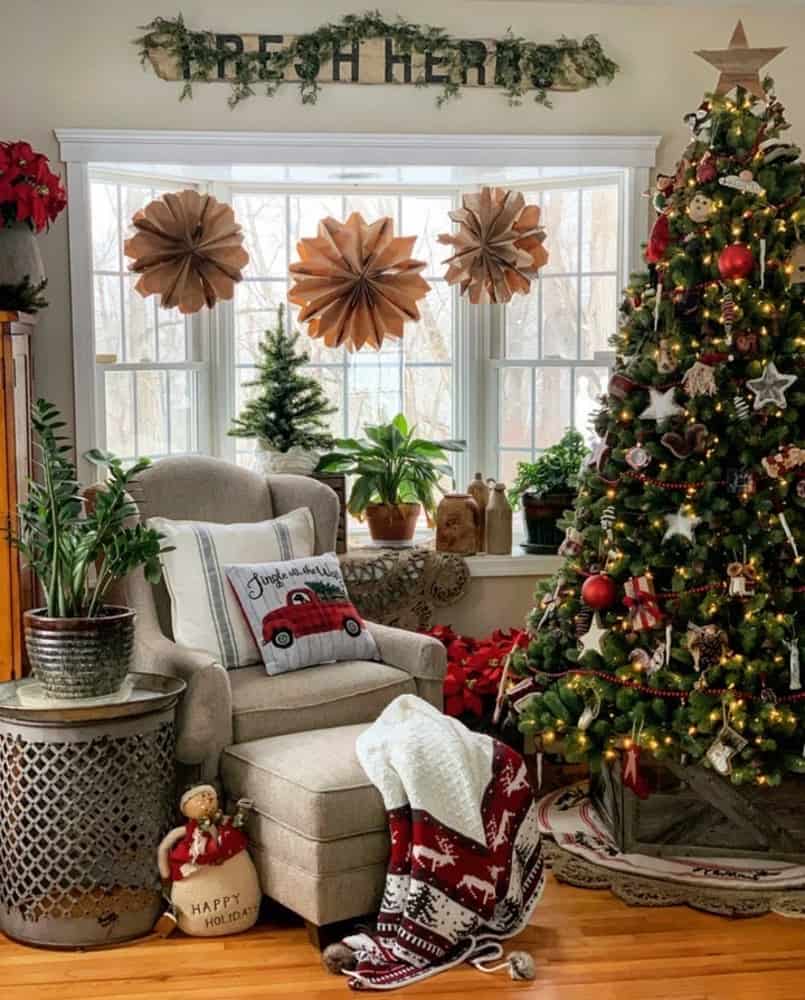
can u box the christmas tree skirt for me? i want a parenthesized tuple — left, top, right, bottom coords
(537, 785, 805, 918)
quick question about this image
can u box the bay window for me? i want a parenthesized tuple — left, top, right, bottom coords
(60, 131, 658, 531)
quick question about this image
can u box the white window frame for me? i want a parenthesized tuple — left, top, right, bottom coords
(85, 168, 212, 465)
(484, 171, 629, 478)
(58, 130, 658, 484)
(212, 182, 459, 468)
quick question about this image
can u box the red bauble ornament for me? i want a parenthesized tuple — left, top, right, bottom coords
(646, 213, 670, 264)
(718, 243, 754, 280)
(581, 573, 617, 610)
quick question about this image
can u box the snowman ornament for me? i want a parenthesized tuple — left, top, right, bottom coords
(687, 192, 715, 224)
(789, 244, 805, 286)
(157, 784, 261, 937)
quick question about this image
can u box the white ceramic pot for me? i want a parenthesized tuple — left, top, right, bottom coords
(256, 446, 318, 476)
(0, 221, 45, 288)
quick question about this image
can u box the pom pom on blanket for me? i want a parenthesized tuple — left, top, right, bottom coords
(322, 942, 357, 975)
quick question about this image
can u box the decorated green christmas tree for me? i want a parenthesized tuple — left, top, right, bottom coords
(229, 306, 336, 455)
(512, 24, 804, 790)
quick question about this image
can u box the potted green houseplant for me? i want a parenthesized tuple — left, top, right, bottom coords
(507, 428, 588, 554)
(12, 399, 168, 699)
(316, 414, 462, 546)
(229, 306, 336, 474)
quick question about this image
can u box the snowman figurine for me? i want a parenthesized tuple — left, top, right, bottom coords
(157, 784, 261, 937)
(687, 192, 714, 224)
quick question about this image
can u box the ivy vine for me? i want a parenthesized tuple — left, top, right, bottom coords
(135, 11, 618, 109)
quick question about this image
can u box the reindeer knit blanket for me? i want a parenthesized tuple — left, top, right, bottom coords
(341, 695, 545, 990)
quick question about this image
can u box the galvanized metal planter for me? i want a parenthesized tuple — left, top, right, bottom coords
(24, 606, 135, 699)
(0, 673, 185, 948)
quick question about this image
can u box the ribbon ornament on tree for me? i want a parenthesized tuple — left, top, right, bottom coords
(623, 575, 664, 632)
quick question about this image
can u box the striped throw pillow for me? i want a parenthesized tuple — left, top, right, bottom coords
(149, 508, 315, 669)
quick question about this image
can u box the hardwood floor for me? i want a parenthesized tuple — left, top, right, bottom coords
(3, 875, 805, 1000)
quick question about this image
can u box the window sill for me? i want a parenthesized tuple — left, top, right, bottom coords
(343, 538, 562, 578)
(465, 550, 563, 578)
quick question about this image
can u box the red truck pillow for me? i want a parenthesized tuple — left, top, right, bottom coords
(225, 553, 379, 675)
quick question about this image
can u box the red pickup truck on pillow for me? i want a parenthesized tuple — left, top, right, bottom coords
(261, 587, 363, 649)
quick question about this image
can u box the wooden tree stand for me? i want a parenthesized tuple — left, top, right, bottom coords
(590, 757, 805, 864)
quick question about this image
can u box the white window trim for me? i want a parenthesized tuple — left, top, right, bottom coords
(85, 168, 211, 464)
(58, 130, 659, 482)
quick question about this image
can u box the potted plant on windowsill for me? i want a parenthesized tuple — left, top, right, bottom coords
(507, 428, 588, 554)
(315, 414, 463, 547)
(228, 306, 336, 475)
(12, 399, 169, 700)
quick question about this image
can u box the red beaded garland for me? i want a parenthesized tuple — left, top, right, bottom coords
(623, 469, 727, 490)
(556, 667, 805, 705)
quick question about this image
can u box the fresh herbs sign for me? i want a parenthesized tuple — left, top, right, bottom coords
(136, 13, 618, 108)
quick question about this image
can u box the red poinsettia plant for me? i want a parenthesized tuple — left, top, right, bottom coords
(0, 141, 66, 233)
(426, 624, 529, 724)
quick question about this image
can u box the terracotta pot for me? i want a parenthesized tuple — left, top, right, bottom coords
(435, 492, 480, 555)
(365, 502, 421, 545)
(24, 606, 135, 699)
(520, 491, 575, 554)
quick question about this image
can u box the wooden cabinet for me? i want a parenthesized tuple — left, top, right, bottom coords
(0, 311, 34, 681)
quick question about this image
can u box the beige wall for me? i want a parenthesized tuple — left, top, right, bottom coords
(2, 1, 803, 434)
(432, 574, 546, 637)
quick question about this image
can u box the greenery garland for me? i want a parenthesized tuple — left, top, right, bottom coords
(135, 11, 618, 108)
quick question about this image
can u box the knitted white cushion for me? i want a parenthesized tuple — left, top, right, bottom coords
(150, 508, 315, 669)
(225, 553, 379, 676)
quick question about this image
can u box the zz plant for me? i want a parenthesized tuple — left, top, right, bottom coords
(316, 413, 463, 522)
(13, 399, 168, 618)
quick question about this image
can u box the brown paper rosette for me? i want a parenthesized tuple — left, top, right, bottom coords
(438, 186, 549, 304)
(124, 189, 249, 314)
(288, 212, 431, 352)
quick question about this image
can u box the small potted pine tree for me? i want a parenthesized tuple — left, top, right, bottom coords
(229, 306, 336, 474)
(508, 428, 588, 554)
(13, 399, 168, 699)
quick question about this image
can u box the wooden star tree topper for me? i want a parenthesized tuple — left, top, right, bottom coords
(695, 21, 785, 100)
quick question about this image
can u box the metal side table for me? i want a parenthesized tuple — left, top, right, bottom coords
(0, 673, 185, 948)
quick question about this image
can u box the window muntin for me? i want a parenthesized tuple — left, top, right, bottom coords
(496, 178, 620, 478)
(231, 188, 456, 469)
(89, 174, 206, 463)
(86, 171, 623, 501)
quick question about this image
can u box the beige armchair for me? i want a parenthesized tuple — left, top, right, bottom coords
(112, 455, 446, 933)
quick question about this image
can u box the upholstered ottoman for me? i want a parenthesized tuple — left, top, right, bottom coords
(221, 723, 389, 933)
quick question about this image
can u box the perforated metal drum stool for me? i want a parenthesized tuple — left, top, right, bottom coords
(0, 673, 185, 948)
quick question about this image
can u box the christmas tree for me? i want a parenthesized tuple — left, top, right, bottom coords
(513, 24, 804, 789)
(229, 306, 337, 453)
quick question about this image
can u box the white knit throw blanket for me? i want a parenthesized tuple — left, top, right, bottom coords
(340, 695, 545, 990)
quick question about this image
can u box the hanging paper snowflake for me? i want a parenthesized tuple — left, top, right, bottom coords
(288, 213, 431, 352)
(437, 187, 548, 304)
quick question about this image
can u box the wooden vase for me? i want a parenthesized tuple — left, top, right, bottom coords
(485, 482, 513, 555)
(466, 473, 490, 551)
(435, 493, 480, 556)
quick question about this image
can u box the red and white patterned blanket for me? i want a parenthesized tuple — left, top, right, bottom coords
(341, 695, 545, 990)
